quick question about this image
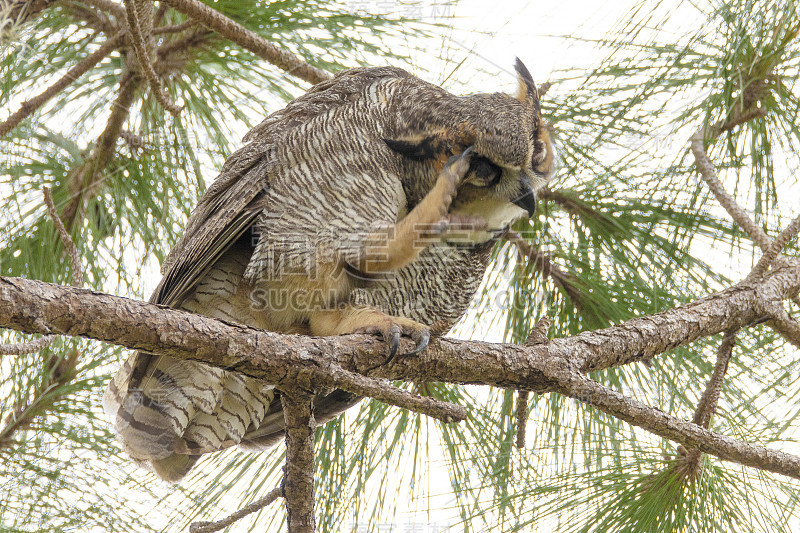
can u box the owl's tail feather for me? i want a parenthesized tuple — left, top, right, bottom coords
(103, 352, 275, 482)
(104, 353, 360, 482)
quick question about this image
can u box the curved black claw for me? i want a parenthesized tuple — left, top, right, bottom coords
(383, 323, 402, 366)
(402, 328, 430, 357)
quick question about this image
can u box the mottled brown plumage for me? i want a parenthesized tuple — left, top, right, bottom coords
(104, 60, 553, 481)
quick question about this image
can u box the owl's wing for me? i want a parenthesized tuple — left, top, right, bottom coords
(151, 143, 271, 308)
(154, 65, 415, 307)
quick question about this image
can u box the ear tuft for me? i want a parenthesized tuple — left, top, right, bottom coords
(513, 58, 540, 115)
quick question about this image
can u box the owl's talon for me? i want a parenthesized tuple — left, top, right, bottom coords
(402, 328, 430, 356)
(444, 145, 475, 177)
(385, 324, 402, 365)
(354, 316, 431, 367)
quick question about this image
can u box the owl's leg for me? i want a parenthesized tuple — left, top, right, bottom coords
(355, 147, 483, 275)
(310, 305, 430, 363)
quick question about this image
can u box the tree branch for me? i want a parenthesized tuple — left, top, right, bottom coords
(516, 316, 551, 449)
(189, 485, 283, 533)
(748, 212, 800, 280)
(675, 329, 738, 480)
(541, 356, 800, 480)
(1, 263, 799, 387)
(81, 0, 126, 20)
(62, 69, 141, 228)
(159, 0, 331, 84)
(504, 230, 587, 312)
(0, 0, 59, 27)
(691, 121, 772, 253)
(63, 0, 122, 35)
(282, 391, 316, 533)
(322, 364, 466, 423)
(123, 0, 182, 116)
(765, 303, 800, 350)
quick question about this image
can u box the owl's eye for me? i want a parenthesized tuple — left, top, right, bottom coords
(466, 155, 502, 187)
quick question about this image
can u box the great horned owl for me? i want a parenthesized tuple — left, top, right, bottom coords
(104, 59, 553, 481)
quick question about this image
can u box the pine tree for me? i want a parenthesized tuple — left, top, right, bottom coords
(1, 0, 799, 531)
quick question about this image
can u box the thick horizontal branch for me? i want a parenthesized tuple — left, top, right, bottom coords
(1, 262, 800, 388)
(571, 260, 800, 373)
(1, 266, 800, 478)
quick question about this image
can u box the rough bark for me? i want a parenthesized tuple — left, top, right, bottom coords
(282, 392, 316, 533)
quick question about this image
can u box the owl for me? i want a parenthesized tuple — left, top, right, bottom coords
(104, 59, 553, 481)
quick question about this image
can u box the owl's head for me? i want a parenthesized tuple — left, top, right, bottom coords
(450, 59, 553, 241)
(386, 59, 554, 243)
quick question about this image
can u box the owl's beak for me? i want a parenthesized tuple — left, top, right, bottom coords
(512, 178, 537, 218)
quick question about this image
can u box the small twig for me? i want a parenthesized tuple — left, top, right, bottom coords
(1, 0, 59, 27)
(537, 81, 551, 98)
(124, 0, 182, 116)
(674, 330, 737, 482)
(119, 129, 149, 154)
(691, 109, 800, 288)
(43, 188, 84, 287)
(160, 0, 331, 84)
(0, 30, 126, 138)
(63, 1, 118, 35)
(516, 317, 551, 449)
(153, 0, 168, 25)
(62, 69, 141, 228)
(324, 362, 465, 423)
(188, 485, 283, 533)
(81, 0, 127, 20)
(504, 230, 586, 311)
(515, 390, 529, 450)
(152, 19, 195, 34)
(748, 213, 800, 281)
(155, 24, 210, 57)
(691, 121, 772, 253)
(0, 335, 55, 356)
(692, 330, 737, 429)
(281, 392, 316, 533)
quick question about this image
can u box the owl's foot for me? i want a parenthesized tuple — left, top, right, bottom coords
(356, 146, 475, 274)
(310, 306, 431, 367)
(355, 316, 431, 364)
